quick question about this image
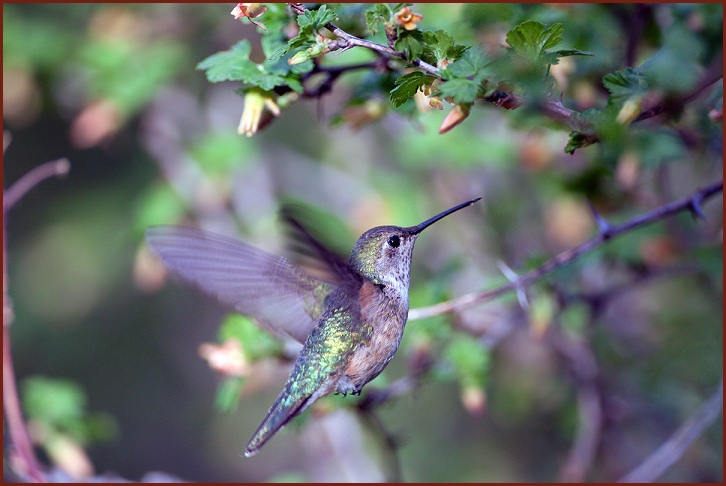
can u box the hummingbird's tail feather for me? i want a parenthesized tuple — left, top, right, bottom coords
(244, 392, 312, 457)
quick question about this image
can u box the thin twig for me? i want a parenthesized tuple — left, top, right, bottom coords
(3, 158, 70, 212)
(409, 180, 723, 321)
(618, 379, 723, 482)
(550, 326, 601, 482)
(3, 159, 71, 482)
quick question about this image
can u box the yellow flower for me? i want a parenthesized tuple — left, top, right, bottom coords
(395, 6, 423, 31)
(231, 3, 268, 30)
(238, 89, 280, 137)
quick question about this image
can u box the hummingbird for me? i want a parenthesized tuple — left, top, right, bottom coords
(145, 197, 480, 457)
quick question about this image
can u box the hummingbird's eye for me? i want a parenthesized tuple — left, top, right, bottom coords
(387, 235, 400, 248)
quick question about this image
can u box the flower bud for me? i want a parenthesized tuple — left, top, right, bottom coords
(438, 103, 471, 134)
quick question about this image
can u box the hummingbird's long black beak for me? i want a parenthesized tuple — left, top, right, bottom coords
(409, 197, 481, 235)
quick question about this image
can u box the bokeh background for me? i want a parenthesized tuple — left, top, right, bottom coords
(3, 3, 722, 482)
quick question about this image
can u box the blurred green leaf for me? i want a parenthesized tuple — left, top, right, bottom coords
(444, 333, 490, 389)
(603, 67, 649, 107)
(506, 21, 564, 62)
(215, 376, 245, 412)
(80, 40, 184, 117)
(218, 314, 284, 361)
(21, 376, 116, 445)
(190, 131, 257, 175)
(23, 376, 86, 430)
(134, 183, 187, 233)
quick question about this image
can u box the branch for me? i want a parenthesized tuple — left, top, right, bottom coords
(289, 3, 441, 77)
(3, 158, 70, 212)
(618, 379, 723, 482)
(550, 325, 602, 482)
(409, 179, 723, 321)
(633, 52, 723, 123)
(3, 159, 71, 482)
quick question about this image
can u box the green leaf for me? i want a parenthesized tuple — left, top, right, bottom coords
(506, 21, 565, 61)
(437, 78, 481, 104)
(365, 3, 391, 36)
(197, 40, 300, 92)
(219, 314, 283, 361)
(395, 29, 424, 60)
(390, 71, 434, 107)
(422, 30, 454, 63)
(297, 4, 337, 30)
(442, 47, 490, 81)
(540, 49, 595, 66)
(564, 130, 598, 155)
(603, 67, 648, 105)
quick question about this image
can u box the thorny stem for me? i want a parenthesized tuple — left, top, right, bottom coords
(409, 179, 723, 321)
(3, 158, 70, 482)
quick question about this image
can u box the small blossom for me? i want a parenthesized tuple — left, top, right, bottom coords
(395, 6, 423, 31)
(199, 339, 249, 376)
(461, 386, 486, 417)
(231, 3, 268, 30)
(438, 103, 471, 134)
(238, 89, 280, 137)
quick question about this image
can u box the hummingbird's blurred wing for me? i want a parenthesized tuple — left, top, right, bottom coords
(146, 226, 335, 344)
(279, 205, 362, 291)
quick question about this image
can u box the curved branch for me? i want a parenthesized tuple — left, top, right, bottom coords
(3, 158, 70, 212)
(2, 159, 69, 482)
(409, 179, 723, 321)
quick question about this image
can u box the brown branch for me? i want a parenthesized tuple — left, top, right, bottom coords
(618, 379, 723, 482)
(289, 3, 441, 77)
(634, 52, 723, 124)
(550, 326, 602, 482)
(3, 159, 71, 482)
(409, 179, 723, 321)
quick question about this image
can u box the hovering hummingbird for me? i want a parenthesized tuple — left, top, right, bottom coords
(145, 197, 480, 456)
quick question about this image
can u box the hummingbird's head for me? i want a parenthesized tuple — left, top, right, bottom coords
(349, 197, 481, 294)
(349, 226, 419, 292)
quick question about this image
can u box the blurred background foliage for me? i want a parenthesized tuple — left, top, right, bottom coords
(3, 3, 722, 482)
